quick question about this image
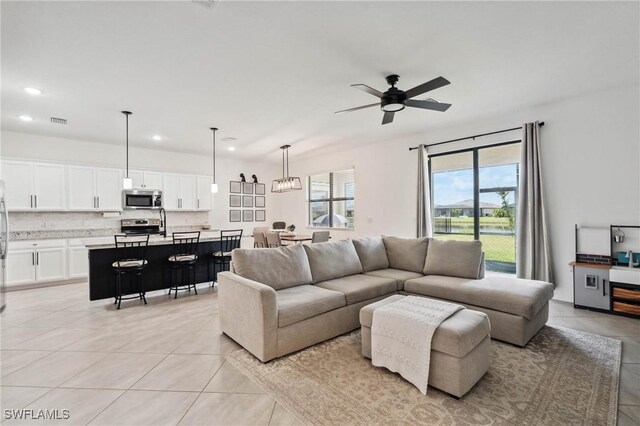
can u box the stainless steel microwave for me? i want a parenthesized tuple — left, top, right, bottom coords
(122, 189, 163, 210)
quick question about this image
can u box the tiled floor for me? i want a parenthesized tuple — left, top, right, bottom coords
(1, 282, 639, 425)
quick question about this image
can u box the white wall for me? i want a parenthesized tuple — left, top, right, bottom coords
(278, 84, 640, 302)
(0, 131, 281, 246)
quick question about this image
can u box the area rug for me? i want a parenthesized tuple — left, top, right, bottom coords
(227, 326, 621, 425)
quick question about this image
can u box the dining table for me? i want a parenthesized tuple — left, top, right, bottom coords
(279, 234, 313, 243)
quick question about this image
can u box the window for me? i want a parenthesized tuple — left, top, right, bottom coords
(430, 142, 520, 274)
(308, 168, 355, 229)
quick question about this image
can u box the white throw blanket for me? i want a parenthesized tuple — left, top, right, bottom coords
(371, 296, 464, 395)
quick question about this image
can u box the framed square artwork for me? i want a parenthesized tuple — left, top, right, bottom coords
(255, 210, 266, 222)
(243, 210, 254, 222)
(230, 181, 242, 194)
(229, 195, 241, 208)
(255, 183, 266, 195)
(255, 196, 265, 208)
(242, 182, 254, 194)
(229, 210, 241, 222)
(242, 195, 254, 208)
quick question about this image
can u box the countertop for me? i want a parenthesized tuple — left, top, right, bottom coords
(82, 230, 222, 250)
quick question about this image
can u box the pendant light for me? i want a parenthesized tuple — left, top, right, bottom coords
(272, 145, 302, 193)
(121, 111, 133, 190)
(210, 127, 219, 193)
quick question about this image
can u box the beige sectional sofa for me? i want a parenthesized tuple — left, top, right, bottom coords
(218, 236, 554, 362)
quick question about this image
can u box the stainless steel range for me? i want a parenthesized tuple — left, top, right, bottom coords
(121, 218, 161, 235)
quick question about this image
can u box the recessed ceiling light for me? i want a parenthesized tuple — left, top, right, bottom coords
(151, 135, 163, 141)
(23, 87, 43, 95)
(228, 146, 236, 152)
(18, 115, 34, 121)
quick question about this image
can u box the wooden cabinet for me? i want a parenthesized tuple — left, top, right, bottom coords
(574, 266, 610, 310)
(68, 166, 121, 211)
(6, 240, 67, 287)
(1, 161, 66, 211)
(196, 176, 212, 211)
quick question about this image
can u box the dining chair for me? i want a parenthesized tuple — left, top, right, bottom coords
(266, 231, 282, 248)
(272, 221, 286, 230)
(253, 227, 269, 248)
(212, 229, 243, 284)
(311, 231, 330, 243)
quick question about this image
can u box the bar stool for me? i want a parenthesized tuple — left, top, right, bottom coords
(112, 234, 149, 310)
(212, 229, 243, 285)
(167, 231, 200, 299)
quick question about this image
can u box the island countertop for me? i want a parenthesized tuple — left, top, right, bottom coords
(82, 229, 222, 250)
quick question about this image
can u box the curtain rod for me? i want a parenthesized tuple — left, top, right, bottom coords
(408, 122, 544, 151)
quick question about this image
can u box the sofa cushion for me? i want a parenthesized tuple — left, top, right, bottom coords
(364, 268, 423, 290)
(276, 285, 346, 328)
(360, 294, 491, 358)
(316, 274, 397, 305)
(232, 244, 313, 290)
(404, 275, 554, 319)
(352, 237, 389, 272)
(382, 236, 429, 274)
(303, 240, 363, 283)
(423, 239, 483, 279)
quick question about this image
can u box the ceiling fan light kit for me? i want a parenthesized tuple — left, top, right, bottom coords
(272, 145, 302, 193)
(336, 74, 452, 125)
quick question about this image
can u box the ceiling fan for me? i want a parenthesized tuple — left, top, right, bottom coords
(335, 75, 452, 125)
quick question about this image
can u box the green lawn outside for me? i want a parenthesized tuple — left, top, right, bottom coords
(435, 216, 515, 233)
(434, 233, 516, 263)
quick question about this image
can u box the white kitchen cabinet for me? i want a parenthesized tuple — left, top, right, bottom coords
(68, 240, 88, 279)
(67, 166, 96, 210)
(6, 240, 67, 286)
(1, 160, 65, 211)
(196, 176, 212, 211)
(179, 175, 196, 210)
(33, 163, 66, 210)
(67, 166, 122, 211)
(130, 170, 162, 190)
(163, 173, 197, 210)
(163, 174, 180, 210)
(6, 249, 37, 286)
(95, 168, 122, 210)
(35, 247, 67, 282)
(1, 160, 33, 210)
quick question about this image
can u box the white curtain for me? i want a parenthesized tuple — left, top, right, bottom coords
(417, 145, 433, 238)
(517, 122, 554, 283)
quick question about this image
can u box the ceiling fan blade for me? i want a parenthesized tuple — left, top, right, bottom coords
(405, 99, 452, 112)
(351, 84, 384, 98)
(404, 76, 450, 99)
(382, 111, 395, 125)
(335, 103, 379, 114)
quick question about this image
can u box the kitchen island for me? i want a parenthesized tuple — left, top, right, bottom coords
(84, 231, 225, 301)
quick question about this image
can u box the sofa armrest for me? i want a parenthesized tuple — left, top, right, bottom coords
(218, 271, 278, 362)
(478, 252, 486, 279)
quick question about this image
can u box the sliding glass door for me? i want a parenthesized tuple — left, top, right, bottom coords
(430, 142, 521, 273)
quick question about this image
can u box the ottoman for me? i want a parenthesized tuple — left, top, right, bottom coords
(360, 295, 491, 398)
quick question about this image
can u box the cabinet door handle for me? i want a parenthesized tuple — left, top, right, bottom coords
(30, 195, 33, 208)
(602, 279, 606, 297)
(97, 196, 100, 209)
(36, 252, 39, 265)
(34, 195, 37, 208)
(32, 252, 35, 265)
(197, 199, 200, 209)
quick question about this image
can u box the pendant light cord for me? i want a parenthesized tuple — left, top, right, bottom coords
(125, 114, 129, 178)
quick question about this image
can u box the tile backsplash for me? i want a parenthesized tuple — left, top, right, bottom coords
(9, 210, 210, 240)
